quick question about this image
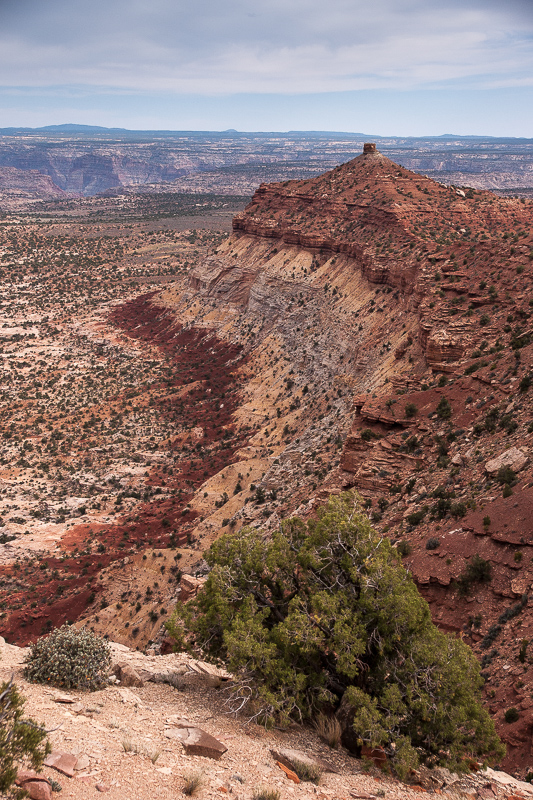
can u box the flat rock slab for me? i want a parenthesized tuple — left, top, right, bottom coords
(270, 746, 338, 774)
(75, 754, 90, 771)
(485, 447, 528, 476)
(53, 694, 78, 704)
(44, 750, 78, 777)
(166, 726, 227, 759)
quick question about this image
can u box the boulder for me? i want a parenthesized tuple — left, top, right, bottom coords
(335, 692, 361, 755)
(164, 727, 190, 741)
(15, 770, 52, 800)
(113, 661, 145, 687)
(53, 694, 77, 704)
(179, 574, 206, 601)
(485, 447, 528, 476)
(183, 727, 228, 759)
(159, 635, 175, 655)
(148, 669, 185, 689)
(164, 725, 227, 759)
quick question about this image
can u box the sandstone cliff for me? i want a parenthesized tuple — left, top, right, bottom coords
(152, 146, 533, 775)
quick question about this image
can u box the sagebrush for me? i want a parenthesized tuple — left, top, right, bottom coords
(24, 624, 111, 690)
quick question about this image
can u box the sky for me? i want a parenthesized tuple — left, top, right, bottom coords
(0, 0, 532, 136)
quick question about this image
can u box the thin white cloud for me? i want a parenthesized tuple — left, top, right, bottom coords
(0, 0, 531, 94)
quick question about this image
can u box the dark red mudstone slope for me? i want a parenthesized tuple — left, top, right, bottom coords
(0, 295, 250, 645)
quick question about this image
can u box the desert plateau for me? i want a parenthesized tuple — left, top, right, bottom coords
(2, 134, 533, 797)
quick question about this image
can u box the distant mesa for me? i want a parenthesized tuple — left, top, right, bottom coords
(363, 142, 377, 154)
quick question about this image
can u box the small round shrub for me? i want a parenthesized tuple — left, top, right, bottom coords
(426, 537, 440, 550)
(24, 624, 111, 691)
(450, 501, 467, 519)
(436, 397, 452, 420)
(504, 707, 519, 723)
(496, 465, 517, 486)
(397, 539, 412, 557)
(404, 402, 418, 419)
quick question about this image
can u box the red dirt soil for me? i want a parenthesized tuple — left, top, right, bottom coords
(0, 295, 250, 645)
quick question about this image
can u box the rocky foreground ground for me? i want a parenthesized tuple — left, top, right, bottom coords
(1, 635, 532, 800)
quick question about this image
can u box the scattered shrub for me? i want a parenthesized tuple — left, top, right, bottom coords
(254, 486, 266, 504)
(480, 624, 502, 650)
(520, 374, 532, 393)
(377, 497, 388, 512)
(484, 407, 499, 433)
(436, 397, 452, 420)
(404, 435, 420, 454)
(465, 361, 488, 375)
(456, 555, 492, 597)
(426, 537, 440, 550)
(407, 508, 427, 526)
(504, 707, 519, 723)
(404, 403, 418, 419)
(361, 428, 378, 442)
(450, 501, 467, 519)
(24, 624, 111, 691)
(480, 595, 529, 651)
(499, 414, 518, 435)
(496, 466, 517, 486)
(397, 539, 412, 557)
(431, 497, 452, 520)
(498, 594, 528, 625)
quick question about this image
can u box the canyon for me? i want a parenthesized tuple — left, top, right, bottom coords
(1, 141, 533, 781)
(0, 127, 533, 211)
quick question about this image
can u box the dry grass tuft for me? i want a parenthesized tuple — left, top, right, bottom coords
(314, 712, 342, 749)
(253, 788, 280, 800)
(121, 735, 161, 763)
(291, 758, 322, 784)
(182, 771, 204, 796)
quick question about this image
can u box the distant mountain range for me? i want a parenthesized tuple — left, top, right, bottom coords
(1, 123, 532, 142)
